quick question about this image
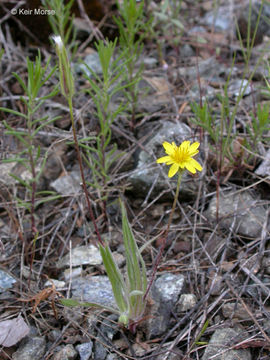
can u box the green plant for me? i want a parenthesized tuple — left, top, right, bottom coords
(114, 0, 151, 130)
(54, 36, 149, 331)
(248, 102, 270, 148)
(61, 199, 148, 333)
(43, 0, 76, 53)
(0, 52, 59, 253)
(53, 35, 104, 246)
(81, 39, 132, 220)
(149, 0, 184, 63)
(190, 1, 266, 174)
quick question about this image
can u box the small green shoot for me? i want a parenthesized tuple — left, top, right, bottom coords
(82, 39, 132, 218)
(0, 52, 59, 239)
(60, 200, 147, 332)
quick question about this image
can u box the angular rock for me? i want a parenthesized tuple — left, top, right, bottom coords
(143, 56, 158, 69)
(106, 354, 118, 360)
(0, 315, 29, 347)
(222, 302, 253, 320)
(99, 314, 119, 340)
(0, 269, 16, 293)
(201, 5, 233, 31)
(76, 342, 93, 360)
(0, 162, 16, 187)
(129, 121, 202, 200)
(72, 275, 116, 308)
(176, 293, 197, 312)
(76, 50, 102, 78)
(178, 57, 223, 81)
(255, 148, 270, 177)
(50, 171, 81, 196)
(136, 76, 171, 113)
(44, 279, 65, 289)
(154, 273, 185, 304)
(227, 79, 253, 98)
(64, 267, 83, 281)
(146, 273, 185, 339)
(202, 327, 251, 360)
(205, 190, 266, 238)
(12, 336, 46, 360)
(52, 344, 77, 360)
(57, 245, 102, 269)
(94, 341, 107, 360)
(93, 315, 119, 359)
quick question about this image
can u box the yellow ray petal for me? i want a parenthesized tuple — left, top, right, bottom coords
(168, 163, 179, 178)
(190, 158, 203, 171)
(163, 141, 175, 155)
(156, 155, 171, 163)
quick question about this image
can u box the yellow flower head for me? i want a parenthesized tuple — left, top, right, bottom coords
(156, 140, 203, 178)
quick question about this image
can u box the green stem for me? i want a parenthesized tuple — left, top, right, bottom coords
(67, 96, 104, 247)
(164, 169, 183, 239)
(143, 170, 183, 301)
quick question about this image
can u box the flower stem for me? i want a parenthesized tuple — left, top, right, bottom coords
(67, 96, 104, 247)
(164, 169, 183, 239)
(143, 170, 183, 301)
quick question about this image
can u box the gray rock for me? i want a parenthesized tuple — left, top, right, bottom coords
(94, 342, 107, 360)
(94, 315, 119, 360)
(99, 314, 119, 340)
(136, 77, 171, 113)
(57, 245, 102, 268)
(76, 342, 93, 360)
(180, 44, 195, 58)
(106, 355, 118, 360)
(222, 302, 252, 320)
(50, 171, 81, 195)
(77, 51, 102, 78)
(201, 5, 233, 31)
(207, 274, 224, 296)
(48, 329, 62, 342)
(146, 296, 172, 339)
(0, 315, 29, 347)
(205, 190, 267, 238)
(176, 293, 197, 312)
(143, 57, 158, 69)
(202, 327, 251, 360)
(12, 336, 46, 360)
(52, 344, 77, 360)
(255, 148, 270, 177)
(0, 162, 16, 186)
(129, 121, 202, 199)
(0, 269, 16, 293)
(64, 267, 83, 281)
(154, 273, 185, 304)
(73, 18, 92, 37)
(178, 57, 223, 81)
(146, 273, 185, 339)
(227, 79, 253, 98)
(72, 275, 116, 308)
(44, 279, 65, 289)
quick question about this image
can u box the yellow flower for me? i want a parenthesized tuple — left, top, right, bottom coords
(156, 140, 203, 178)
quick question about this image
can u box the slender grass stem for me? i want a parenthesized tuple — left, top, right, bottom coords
(67, 96, 104, 247)
(143, 170, 183, 301)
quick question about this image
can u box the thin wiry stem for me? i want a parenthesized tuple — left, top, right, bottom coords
(68, 97, 104, 247)
(143, 170, 183, 301)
